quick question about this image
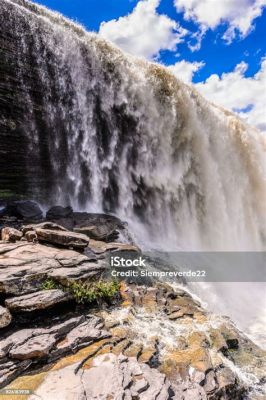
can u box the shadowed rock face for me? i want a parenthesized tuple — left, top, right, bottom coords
(0, 2, 54, 201)
(0, 0, 140, 206)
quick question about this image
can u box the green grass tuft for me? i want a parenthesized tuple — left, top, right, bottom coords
(41, 277, 119, 305)
(41, 278, 59, 290)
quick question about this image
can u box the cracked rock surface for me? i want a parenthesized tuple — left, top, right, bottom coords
(29, 353, 172, 400)
(0, 315, 110, 387)
(5, 290, 72, 312)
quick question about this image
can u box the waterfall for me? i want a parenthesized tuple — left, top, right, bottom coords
(1, 0, 266, 251)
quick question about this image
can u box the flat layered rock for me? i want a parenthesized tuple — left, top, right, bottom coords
(28, 353, 209, 400)
(5, 289, 72, 312)
(0, 242, 104, 295)
(89, 239, 139, 254)
(36, 228, 90, 249)
(0, 315, 110, 387)
(0, 306, 12, 328)
(22, 222, 68, 234)
(74, 224, 118, 241)
(29, 353, 171, 400)
(9, 333, 57, 360)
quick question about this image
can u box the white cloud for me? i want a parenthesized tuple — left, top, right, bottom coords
(188, 27, 207, 51)
(174, 0, 266, 43)
(99, 0, 188, 59)
(167, 60, 205, 83)
(195, 58, 266, 132)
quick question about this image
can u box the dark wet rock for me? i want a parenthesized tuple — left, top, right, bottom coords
(225, 337, 239, 350)
(73, 212, 126, 242)
(46, 218, 75, 231)
(0, 203, 7, 216)
(73, 212, 125, 230)
(36, 228, 90, 249)
(1, 227, 22, 242)
(46, 206, 73, 220)
(0, 242, 104, 295)
(0, 306, 12, 328)
(0, 216, 20, 232)
(5, 290, 72, 313)
(74, 224, 119, 241)
(45, 212, 127, 241)
(5, 201, 43, 221)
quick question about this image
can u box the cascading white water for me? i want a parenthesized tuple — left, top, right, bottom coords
(1, 0, 266, 354)
(2, 0, 266, 252)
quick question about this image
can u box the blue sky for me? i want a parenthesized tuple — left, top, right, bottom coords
(32, 0, 266, 131)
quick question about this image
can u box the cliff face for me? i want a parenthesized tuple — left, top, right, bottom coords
(0, 1, 58, 201)
(0, 0, 265, 250)
(0, 7, 28, 199)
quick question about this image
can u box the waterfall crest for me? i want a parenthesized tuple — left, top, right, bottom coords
(1, 0, 266, 250)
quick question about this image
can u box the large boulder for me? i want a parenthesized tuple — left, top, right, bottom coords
(73, 213, 126, 242)
(0, 305, 12, 328)
(5, 289, 72, 312)
(74, 224, 119, 241)
(73, 212, 125, 228)
(1, 227, 22, 242)
(5, 201, 43, 221)
(0, 242, 102, 295)
(36, 228, 90, 249)
(43, 211, 128, 241)
(46, 206, 73, 220)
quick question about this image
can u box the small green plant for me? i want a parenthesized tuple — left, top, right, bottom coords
(41, 278, 60, 290)
(41, 277, 119, 305)
(67, 280, 120, 304)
